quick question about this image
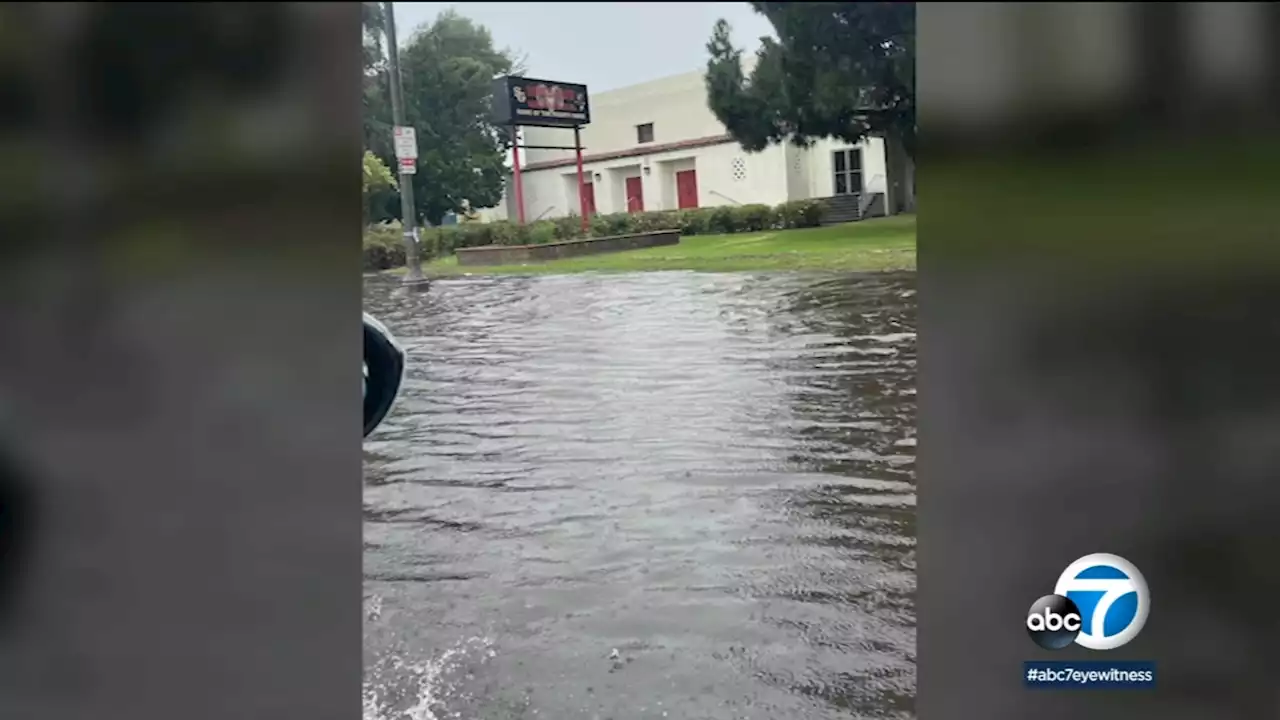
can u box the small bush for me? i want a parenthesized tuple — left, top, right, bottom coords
(706, 206, 737, 235)
(424, 228, 454, 259)
(527, 221, 558, 245)
(590, 212, 635, 238)
(631, 210, 679, 233)
(777, 199, 825, 229)
(482, 221, 519, 246)
(673, 208, 712, 236)
(363, 223, 407, 271)
(443, 224, 474, 248)
(732, 204, 777, 232)
(365, 197, 834, 270)
(553, 214, 588, 241)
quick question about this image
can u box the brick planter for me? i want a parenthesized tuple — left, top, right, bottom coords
(455, 229, 680, 267)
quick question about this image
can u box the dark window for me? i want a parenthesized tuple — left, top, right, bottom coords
(636, 123, 654, 144)
(832, 148, 862, 196)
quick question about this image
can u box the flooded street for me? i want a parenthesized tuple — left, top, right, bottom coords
(363, 271, 916, 720)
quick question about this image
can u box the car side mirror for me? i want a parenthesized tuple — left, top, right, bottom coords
(363, 313, 405, 437)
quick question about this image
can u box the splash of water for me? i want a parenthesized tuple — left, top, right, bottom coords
(363, 637, 497, 720)
(365, 593, 383, 621)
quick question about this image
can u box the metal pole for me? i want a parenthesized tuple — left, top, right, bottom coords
(511, 126, 526, 225)
(383, 1, 425, 284)
(574, 126, 589, 235)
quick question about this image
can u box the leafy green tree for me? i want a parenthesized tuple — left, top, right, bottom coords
(362, 150, 397, 226)
(706, 3, 915, 207)
(362, 3, 393, 162)
(362, 2, 386, 71)
(364, 9, 515, 227)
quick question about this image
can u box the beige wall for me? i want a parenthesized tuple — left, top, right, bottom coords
(482, 60, 893, 222)
(804, 136, 889, 199)
(514, 140, 796, 220)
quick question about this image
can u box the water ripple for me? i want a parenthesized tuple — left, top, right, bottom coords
(364, 271, 916, 720)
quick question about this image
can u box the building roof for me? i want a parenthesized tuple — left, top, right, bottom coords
(522, 133, 735, 173)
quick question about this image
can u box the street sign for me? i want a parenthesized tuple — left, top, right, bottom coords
(393, 126, 418, 159)
(397, 157, 416, 175)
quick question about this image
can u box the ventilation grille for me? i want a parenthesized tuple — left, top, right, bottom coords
(731, 157, 747, 182)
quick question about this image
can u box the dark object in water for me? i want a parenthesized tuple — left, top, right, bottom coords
(363, 313, 405, 437)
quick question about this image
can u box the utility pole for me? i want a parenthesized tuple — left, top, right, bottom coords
(383, 1, 426, 285)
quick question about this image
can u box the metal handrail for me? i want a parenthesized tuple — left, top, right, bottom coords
(858, 174, 887, 217)
(709, 190, 743, 206)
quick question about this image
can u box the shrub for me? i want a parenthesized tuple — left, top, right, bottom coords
(479, 221, 517, 246)
(442, 224, 474, 249)
(363, 223, 406, 271)
(424, 228, 455, 259)
(553, 214, 588, 241)
(365, 197, 834, 270)
(673, 208, 712, 236)
(706, 206, 737, 234)
(732, 204, 777, 232)
(777, 199, 825, 229)
(362, 151, 397, 226)
(527, 221, 558, 245)
(590, 212, 636, 238)
(631, 210, 679, 233)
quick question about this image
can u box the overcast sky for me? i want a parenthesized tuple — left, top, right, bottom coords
(392, 2, 776, 92)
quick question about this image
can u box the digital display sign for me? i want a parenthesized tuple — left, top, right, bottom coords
(491, 76, 590, 128)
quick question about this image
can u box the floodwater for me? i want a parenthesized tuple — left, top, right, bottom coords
(363, 271, 916, 720)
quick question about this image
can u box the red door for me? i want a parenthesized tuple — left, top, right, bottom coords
(579, 182, 596, 217)
(675, 169, 699, 209)
(625, 176, 644, 213)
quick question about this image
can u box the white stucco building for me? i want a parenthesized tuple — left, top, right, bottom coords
(477, 68, 910, 225)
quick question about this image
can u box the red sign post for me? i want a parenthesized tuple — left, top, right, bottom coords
(491, 76, 592, 233)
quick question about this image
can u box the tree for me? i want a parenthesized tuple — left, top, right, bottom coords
(705, 3, 915, 207)
(361, 2, 387, 72)
(362, 3, 393, 162)
(363, 9, 515, 227)
(362, 150, 396, 226)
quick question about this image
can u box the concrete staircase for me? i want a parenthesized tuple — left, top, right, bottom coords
(818, 192, 886, 226)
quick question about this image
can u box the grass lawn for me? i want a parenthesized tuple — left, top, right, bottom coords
(396, 214, 915, 276)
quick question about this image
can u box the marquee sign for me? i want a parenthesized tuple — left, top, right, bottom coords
(491, 76, 590, 128)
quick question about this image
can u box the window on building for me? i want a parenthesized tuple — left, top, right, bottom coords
(832, 148, 862, 195)
(636, 123, 654, 144)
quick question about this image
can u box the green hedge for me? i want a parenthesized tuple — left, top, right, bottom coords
(362, 199, 826, 271)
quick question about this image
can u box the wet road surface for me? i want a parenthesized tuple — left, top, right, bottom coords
(363, 271, 916, 720)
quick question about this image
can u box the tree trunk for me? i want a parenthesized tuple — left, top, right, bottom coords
(902, 152, 916, 213)
(883, 133, 916, 214)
